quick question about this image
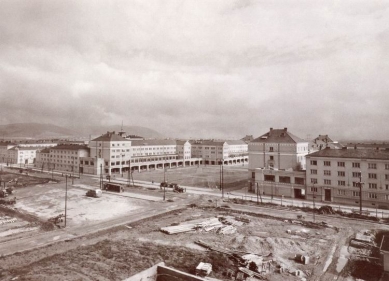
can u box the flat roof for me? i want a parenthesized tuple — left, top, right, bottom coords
(307, 148, 389, 160)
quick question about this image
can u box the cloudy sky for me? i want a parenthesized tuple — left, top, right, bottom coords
(0, 0, 388, 140)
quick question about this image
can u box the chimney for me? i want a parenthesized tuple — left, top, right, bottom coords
(270, 128, 273, 131)
(284, 127, 287, 131)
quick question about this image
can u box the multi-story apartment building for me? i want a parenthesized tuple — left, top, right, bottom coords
(176, 140, 191, 160)
(88, 131, 131, 175)
(36, 144, 89, 174)
(0, 142, 57, 165)
(306, 148, 389, 208)
(248, 128, 309, 171)
(190, 140, 248, 165)
(248, 128, 309, 194)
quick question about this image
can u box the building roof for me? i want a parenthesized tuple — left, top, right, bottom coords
(251, 128, 305, 144)
(131, 139, 177, 146)
(345, 143, 389, 149)
(307, 148, 389, 160)
(40, 148, 51, 153)
(226, 140, 247, 145)
(51, 144, 89, 151)
(314, 135, 334, 143)
(176, 140, 189, 145)
(91, 131, 130, 142)
(189, 140, 226, 146)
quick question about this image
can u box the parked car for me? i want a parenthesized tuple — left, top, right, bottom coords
(86, 189, 102, 198)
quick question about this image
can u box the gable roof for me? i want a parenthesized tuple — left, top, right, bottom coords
(307, 148, 389, 160)
(252, 128, 305, 144)
(226, 140, 247, 145)
(91, 131, 130, 142)
(51, 144, 89, 151)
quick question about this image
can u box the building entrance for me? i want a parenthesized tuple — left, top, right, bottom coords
(324, 189, 331, 201)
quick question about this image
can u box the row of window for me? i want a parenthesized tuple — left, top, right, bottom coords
(311, 188, 389, 200)
(310, 170, 389, 179)
(310, 160, 389, 169)
(310, 178, 389, 189)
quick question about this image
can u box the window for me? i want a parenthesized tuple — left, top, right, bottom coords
(352, 162, 360, 168)
(251, 172, 255, 179)
(368, 163, 377, 169)
(369, 183, 378, 189)
(324, 170, 331, 176)
(338, 171, 345, 177)
(386, 184, 389, 190)
(368, 193, 377, 199)
(338, 162, 345, 167)
(311, 169, 317, 175)
(111, 162, 115, 166)
(386, 174, 389, 180)
(270, 147, 274, 152)
(310, 160, 317, 165)
(352, 172, 361, 178)
(311, 178, 318, 184)
(386, 195, 389, 201)
(311, 187, 318, 192)
(324, 161, 331, 166)
(352, 191, 360, 197)
(324, 179, 331, 185)
(270, 156, 274, 160)
(368, 173, 377, 179)
(353, 182, 359, 187)
(338, 190, 346, 195)
(338, 181, 346, 186)
(386, 164, 389, 170)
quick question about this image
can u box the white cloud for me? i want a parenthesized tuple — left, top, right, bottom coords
(0, 0, 388, 139)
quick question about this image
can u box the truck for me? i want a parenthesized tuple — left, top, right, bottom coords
(86, 189, 103, 198)
(160, 181, 168, 188)
(103, 183, 124, 193)
(173, 185, 185, 193)
(0, 190, 8, 198)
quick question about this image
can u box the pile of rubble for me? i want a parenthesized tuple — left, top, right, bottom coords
(160, 216, 249, 235)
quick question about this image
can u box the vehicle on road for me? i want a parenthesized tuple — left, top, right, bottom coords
(173, 185, 185, 193)
(103, 183, 124, 193)
(160, 181, 168, 188)
(86, 189, 102, 198)
(0, 190, 9, 198)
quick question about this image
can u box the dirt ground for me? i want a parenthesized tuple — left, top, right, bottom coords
(128, 165, 249, 190)
(0, 200, 359, 281)
(0, 169, 387, 281)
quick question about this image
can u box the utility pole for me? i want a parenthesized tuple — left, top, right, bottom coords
(65, 175, 68, 228)
(359, 172, 364, 215)
(312, 184, 316, 223)
(221, 159, 224, 199)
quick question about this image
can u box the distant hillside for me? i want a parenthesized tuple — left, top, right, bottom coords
(0, 123, 163, 139)
(0, 123, 77, 138)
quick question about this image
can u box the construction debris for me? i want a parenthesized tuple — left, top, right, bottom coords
(217, 225, 236, 235)
(294, 254, 310, 265)
(195, 262, 212, 276)
(160, 217, 228, 235)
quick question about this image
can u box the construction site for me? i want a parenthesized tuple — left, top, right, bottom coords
(0, 167, 388, 281)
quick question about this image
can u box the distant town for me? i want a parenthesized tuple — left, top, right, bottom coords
(1, 127, 389, 280)
(1, 126, 389, 209)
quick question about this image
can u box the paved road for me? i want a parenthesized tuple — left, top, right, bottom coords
(0, 202, 184, 257)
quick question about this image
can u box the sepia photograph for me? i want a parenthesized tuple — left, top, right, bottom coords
(0, 1, 388, 280)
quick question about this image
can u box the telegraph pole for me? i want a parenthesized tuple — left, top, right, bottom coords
(312, 184, 316, 223)
(359, 172, 364, 215)
(65, 175, 68, 228)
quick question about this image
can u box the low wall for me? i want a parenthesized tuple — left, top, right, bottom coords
(157, 265, 209, 281)
(123, 262, 163, 281)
